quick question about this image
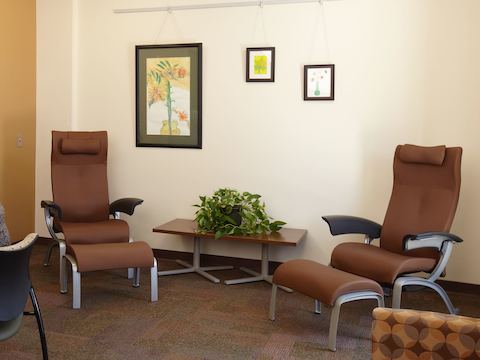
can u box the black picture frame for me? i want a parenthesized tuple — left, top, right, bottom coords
(136, 43, 202, 148)
(304, 64, 335, 101)
(246, 47, 275, 82)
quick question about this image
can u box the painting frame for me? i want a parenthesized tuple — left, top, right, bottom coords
(304, 64, 335, 101)
(135, 43, 202, 148)
(246, 47, 275, 82)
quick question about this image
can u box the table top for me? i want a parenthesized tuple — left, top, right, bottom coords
(153, 218, 306, 246)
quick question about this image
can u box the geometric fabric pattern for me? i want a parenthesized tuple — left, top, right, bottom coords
(372, 307, 480, 359)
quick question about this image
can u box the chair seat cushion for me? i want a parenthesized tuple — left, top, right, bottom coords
(67, 241, 154, 272)
(59, 219, 129, 245)
(331, 242, 437, 284)
(273, 259, 383, 306)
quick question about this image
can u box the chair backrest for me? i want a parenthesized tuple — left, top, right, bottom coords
(51, 131, 110, 223)
(380, 145, 462, 255)
(0, 233, 37, 321)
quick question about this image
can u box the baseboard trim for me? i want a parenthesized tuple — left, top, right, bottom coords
(437, 279, 480, 296)
(37, 237, 479, 295)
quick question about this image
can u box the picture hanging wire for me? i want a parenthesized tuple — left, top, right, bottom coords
(252, 1, 269, 45)
(114, 0, 342, 14)
(153, 2, 185, 44)
(308, 0, 331, 63)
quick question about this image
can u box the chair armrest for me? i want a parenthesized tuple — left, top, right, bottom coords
(109, 198, 144, 216)
(322, 215, 382, 239)
(40, 200, 62, 219)
(403, 232, 463, 251)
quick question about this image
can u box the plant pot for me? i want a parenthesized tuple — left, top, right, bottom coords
(223, 205, 242, 226)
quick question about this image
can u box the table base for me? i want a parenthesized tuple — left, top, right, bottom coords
(157, 237, 233, 283)
(224, 244, 293, 292)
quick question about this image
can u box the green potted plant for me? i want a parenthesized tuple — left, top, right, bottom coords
(194, 188, 286, 239)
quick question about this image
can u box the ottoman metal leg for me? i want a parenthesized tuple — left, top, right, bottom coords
(269, 284, 278, 321)
(151, 258, 158, 302)
(328, 291, 384, 352)
(314, 299, 321, 314)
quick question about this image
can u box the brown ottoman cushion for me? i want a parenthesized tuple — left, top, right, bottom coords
(68, 241, 153, 272)
(273, 259, 383, 306)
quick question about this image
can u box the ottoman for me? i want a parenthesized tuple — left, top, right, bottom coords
(270, 259, 384, 351)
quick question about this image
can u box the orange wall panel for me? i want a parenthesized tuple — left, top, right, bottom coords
(0, 0, 36, 240)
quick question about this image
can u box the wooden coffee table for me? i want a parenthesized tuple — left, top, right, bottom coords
(153, 219, 307, 289)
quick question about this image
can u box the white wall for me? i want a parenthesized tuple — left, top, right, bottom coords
(422, 2, 480, 285)
(36, 0, 480, 284)
(36, 0, 76, 228)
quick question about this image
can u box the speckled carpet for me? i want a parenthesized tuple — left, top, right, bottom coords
(1, 244, 479, 360)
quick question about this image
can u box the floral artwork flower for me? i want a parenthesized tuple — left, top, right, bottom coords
(146, 57, 191, 136)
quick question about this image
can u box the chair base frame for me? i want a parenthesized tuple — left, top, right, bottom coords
(269, 284, 384, 352)
(391, 241, 458, 314)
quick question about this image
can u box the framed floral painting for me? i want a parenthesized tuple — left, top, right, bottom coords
(304, 64, 335, 101)
(136, 43, 202, 148)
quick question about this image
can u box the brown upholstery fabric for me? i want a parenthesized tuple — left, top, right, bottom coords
(381, 145, 462, 255)
(61, 138, 101, 155)
(273, 259, 383, 306)
(331, 242, 437, 284)
(50, 131, 152, 273)
(51, 131, 109, 223)
(59, 220, 129, 245)
(398, 144, 446, 165)
(372, 308, 480, 359)
(330, 145, 461, 285)
(67, 242, 154, 272)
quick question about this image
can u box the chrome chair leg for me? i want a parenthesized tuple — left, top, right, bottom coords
(133, 268, 140, 288)
(64, 255, 81, 309)
(59, 242, 67, 294)
(393, 277, 458, 314)
(43, 242, 57, 267)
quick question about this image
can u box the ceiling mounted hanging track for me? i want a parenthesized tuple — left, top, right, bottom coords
(113, 0, 340, 14)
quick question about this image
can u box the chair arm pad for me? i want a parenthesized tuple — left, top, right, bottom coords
(403, 232, 463, 251)
(322, 215, 382, 239)
(40, 200, 62, 219)
(109, 198, 144, 216)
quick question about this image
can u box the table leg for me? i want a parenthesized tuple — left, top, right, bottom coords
(224, 244, 292, 292)
(158, 237, 233, 283)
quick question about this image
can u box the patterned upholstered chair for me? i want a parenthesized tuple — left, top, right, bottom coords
(372, 308, 480, 359)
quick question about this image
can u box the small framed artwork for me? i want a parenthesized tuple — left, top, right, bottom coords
(304, 64, 335, 101)
(246, 47, 275, 82)
(135, 43, 202, 148)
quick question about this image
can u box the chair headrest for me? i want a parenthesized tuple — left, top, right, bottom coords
(398, 144, 446, 165)
(60, 139, 101, 155)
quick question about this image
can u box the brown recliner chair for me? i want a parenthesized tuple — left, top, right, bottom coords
(323, 145, 463, 314)
(41, 131, 158, 309)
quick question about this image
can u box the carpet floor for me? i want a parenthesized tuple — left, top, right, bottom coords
(1, 244, 479, 360)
